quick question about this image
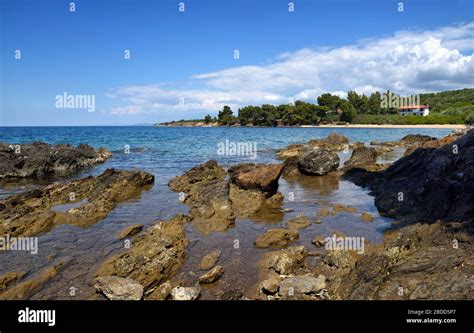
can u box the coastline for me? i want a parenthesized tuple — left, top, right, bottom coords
(303, 124, 467, 129)
(156, 123, 467, 129)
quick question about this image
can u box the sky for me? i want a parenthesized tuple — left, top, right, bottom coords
(0, 0, 473, 126)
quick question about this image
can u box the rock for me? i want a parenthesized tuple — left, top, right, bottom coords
(254, 228, 299, 248)
(229, 184, 283, 219)
(168, 160, 226, 193)
(343, 146, 378, 171)
(199, 249, 221, 270)
(0, 272, 25, 291)
(400, 134, 437, 144)
(198, 266, 224, 284)
(220, 289, 244, 300)
(261, 275, 280, 295)
(117, 224, 144, 240)
(169, 161, 235, 234)
(264, 246, 308, 274)
(276, 133, 349, 161)
(94, 276, 143, 301)
(170, 286, 201, 301)
(317, 207, 334, 217)
(228, 163, 284, 195)
(169, 160, 284, 234)
(0, 142, 112, 179)
(337, 221, 474, 300)
(348, 130, 474, 224)
(360, 212, 374, 222)
(404, 133, 459, 156)
(326, 132, 349, 145)
(0, 168, 154, 237)
(286, 215, 311, 230)
(298, 148, 340, 176)
(331, 204, 357, 213)
(0, 261, 68, 300)
(95, 215, 189, 292)
(276, 144, 306, 160)
(312, 236, 326, 247)
(278, 274, 326, 297)
(147, 281, 173, 300)
(323, 250, 357, 269)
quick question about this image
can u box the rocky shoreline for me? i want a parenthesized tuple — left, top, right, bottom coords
(0, 129, 472, 300)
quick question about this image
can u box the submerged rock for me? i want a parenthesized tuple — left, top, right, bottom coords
(198, 266, 224, 284)
(0, 142, 111, 179)
(286, 215, 311, 230)
(0, 261, 68, 300)
(117, 224, 144, 240)
(199, 249, 221, 270)
(0, 168, 154, 237)
(94, 276, 144, 301)
(254, 228, 299, 248)
(298, 148, 340, 176)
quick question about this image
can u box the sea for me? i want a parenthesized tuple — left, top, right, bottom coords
(0, 126, 453, 299)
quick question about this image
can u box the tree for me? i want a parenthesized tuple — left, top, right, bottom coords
(317, 93, 343, 112)
(203, 114, 212, 124)
(368, 92, 382, 114)
(339, 101, 357, 123)
(217, 106, 236, 125)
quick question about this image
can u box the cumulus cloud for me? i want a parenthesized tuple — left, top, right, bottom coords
(106, 22, 474, 115)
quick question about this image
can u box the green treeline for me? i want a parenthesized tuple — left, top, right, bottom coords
(202, 88, 474, 126)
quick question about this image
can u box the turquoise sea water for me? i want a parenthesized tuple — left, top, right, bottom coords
(0, 126, 454, 299)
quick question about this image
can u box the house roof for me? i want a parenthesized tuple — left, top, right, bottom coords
(399, 105, 431, 110)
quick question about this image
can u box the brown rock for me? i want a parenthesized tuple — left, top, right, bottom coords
(95, 215, 189, 293)
(264, 246, 308, 274)
(286, 215, 311, 230)
(117, 224, 144, 240)
(0, 168, 154, 237)
(255, 228, 299, 248)
(229, 163, 284, 194)
(199, 249, 221, 270)
(361, 212, 375, 222)
(198, 266, 224, 284)
(94, 276, 144, 301)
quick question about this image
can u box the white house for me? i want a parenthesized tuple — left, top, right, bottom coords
(399, 105, 431, 116)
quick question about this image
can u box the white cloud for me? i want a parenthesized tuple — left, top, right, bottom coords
(106, 22, 474, 115)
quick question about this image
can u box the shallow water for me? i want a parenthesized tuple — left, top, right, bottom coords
(0, 126, 453, 299)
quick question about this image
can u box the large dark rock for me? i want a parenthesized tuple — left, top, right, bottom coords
(298, 148, 340, 176)
(346, 130, 474, 225)
(0, 142, 112, 179)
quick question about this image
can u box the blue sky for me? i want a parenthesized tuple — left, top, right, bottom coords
(1, 0, 473, 126)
